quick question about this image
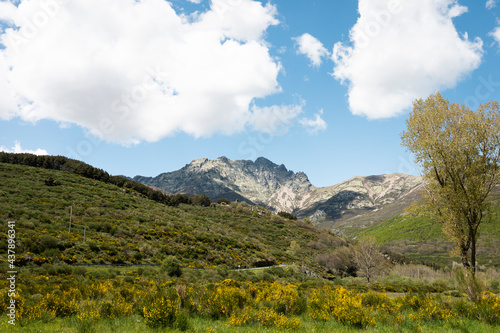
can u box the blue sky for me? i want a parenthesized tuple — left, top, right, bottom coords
(0, 0, 499, 187)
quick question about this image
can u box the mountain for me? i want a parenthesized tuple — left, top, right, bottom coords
(134, 157, 424, 232)
(0, 160, 346, 272)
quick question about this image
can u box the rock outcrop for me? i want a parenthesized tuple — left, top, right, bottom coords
(134, 157, 423, 230)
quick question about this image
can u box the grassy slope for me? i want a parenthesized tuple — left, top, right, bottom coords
(0, 162, 341, 272)
(356, 187, 500, 267)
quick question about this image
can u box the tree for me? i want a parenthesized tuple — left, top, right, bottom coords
(401, 93, 500, 289)
(352, 236, 388, 283)
(190, 194, 211, 207)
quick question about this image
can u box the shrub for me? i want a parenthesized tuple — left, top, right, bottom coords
(175, 311, 192, 332)
(39, 234, 60, 252)
(87, 241, 99, 252)
(42, 291, 78, 317)
(199, 284, 248, 319)
(161, 256, 183, 277)
(277, 211, 297, 220)
(308, 285, 375, 328)
(230, 307, 301, 329)
(471, 292, 500, 324)
(142, 292, 179, 329)
(73, 266, 87, 276)
(190, 194, 211, 207)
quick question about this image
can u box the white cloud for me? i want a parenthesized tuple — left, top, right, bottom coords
(249, 103, 303, 135)
(332, 0, 483, 119)
(294, 33, 329, 67)
(490, 26, 500, 46)
(0, 0, 292, 144)
(0, 1, 17, 27)
(299, 110, 327, 134)
(0, 141, 48, 155)
(187, 0, 203, 4)
(486, 0, 497, 10)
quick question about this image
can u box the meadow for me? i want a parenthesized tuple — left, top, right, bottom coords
(1, 157, 500, 332)
(1, 263, 500, 332)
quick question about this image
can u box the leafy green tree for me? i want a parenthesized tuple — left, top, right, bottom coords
(277, 211, 297, 220)
(190, 194, 211, 207)
(401, 93, 500, 293)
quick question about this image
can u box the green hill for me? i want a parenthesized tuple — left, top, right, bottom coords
(356, 187, 500, 268)
(0, 158, 345, 274)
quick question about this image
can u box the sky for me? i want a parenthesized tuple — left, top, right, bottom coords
(0, 0, 499, 187)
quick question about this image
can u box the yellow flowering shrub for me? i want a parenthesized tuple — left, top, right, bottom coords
(308, 285, 375, 328)
(142, 294, 179, 329)
(198, 284, 247, 319)
(77, 299, 101, 322)
(472, 291, 500, 324)
(86, 281, 112, 299)
(41, 291, 78, 317)
(100, 293, 134, 318)
(229, 306, 301, 329)
(408, 297, 456, 322)
(255, 282, 304, 315)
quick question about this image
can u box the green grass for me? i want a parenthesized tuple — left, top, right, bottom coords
(356, 204, 500, 268)
(2, 312, 500, 332)
(0, 162, 342, 274)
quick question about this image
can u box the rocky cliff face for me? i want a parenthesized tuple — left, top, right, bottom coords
(134, 156, 314, 209)
(134, 157, 423, 230)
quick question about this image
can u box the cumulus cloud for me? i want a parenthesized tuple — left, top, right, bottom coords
(299, 110, 327, 134)
(332, 0, 483, 119)
(491, 26, 500, 46)
(248, 103, 303, 135)
(0, 0, 301, 144)
(294, 33, 329, 67)
(486, 0, 497, 10)
(0, 141, 48, 155)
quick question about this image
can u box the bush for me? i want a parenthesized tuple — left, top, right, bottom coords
(199, 284, 248, 319)
(161, 256, 183, 278)
(308, 285, 375, 328)
(142, 294, 179, 329)
(39, 235, 60, 252)
(175, 311, 192, 331)
(87, 241, 99, 252)
(190, 194, 211, 207)
(217, 198, 231, 204)
(73, 266, 87, 276)
(277, 211, 297, 220)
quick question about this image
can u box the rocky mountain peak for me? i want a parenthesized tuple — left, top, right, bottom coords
(134, 157, 423, 230)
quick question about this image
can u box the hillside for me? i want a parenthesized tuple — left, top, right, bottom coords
(356, 184, 500, 268)
(0, 160, 346, 274)
(134, 156, 423, 231)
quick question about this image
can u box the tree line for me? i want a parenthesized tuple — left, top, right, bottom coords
(0, 152, 211, 207)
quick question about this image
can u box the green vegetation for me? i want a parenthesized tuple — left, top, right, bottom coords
(2, 155, 500, 331)
(277, 211, 297, 221)
(0, 159, 343, 273)
(401, 93, 500, 301)
(358, 207, 500, 269)
(1, 266, 500, 332)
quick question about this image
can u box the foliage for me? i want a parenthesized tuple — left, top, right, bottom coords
(0, 161, 347, 272)
(401, 93, 500, 285)
(161, 256, 183, 278)
(277, 211, 297, 220)
(189, 194, 211, 207)
(216, 198, 231, 204)
(141, 291, 179, 329)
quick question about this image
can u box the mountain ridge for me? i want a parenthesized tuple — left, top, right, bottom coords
(134, 156, 424, 231)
